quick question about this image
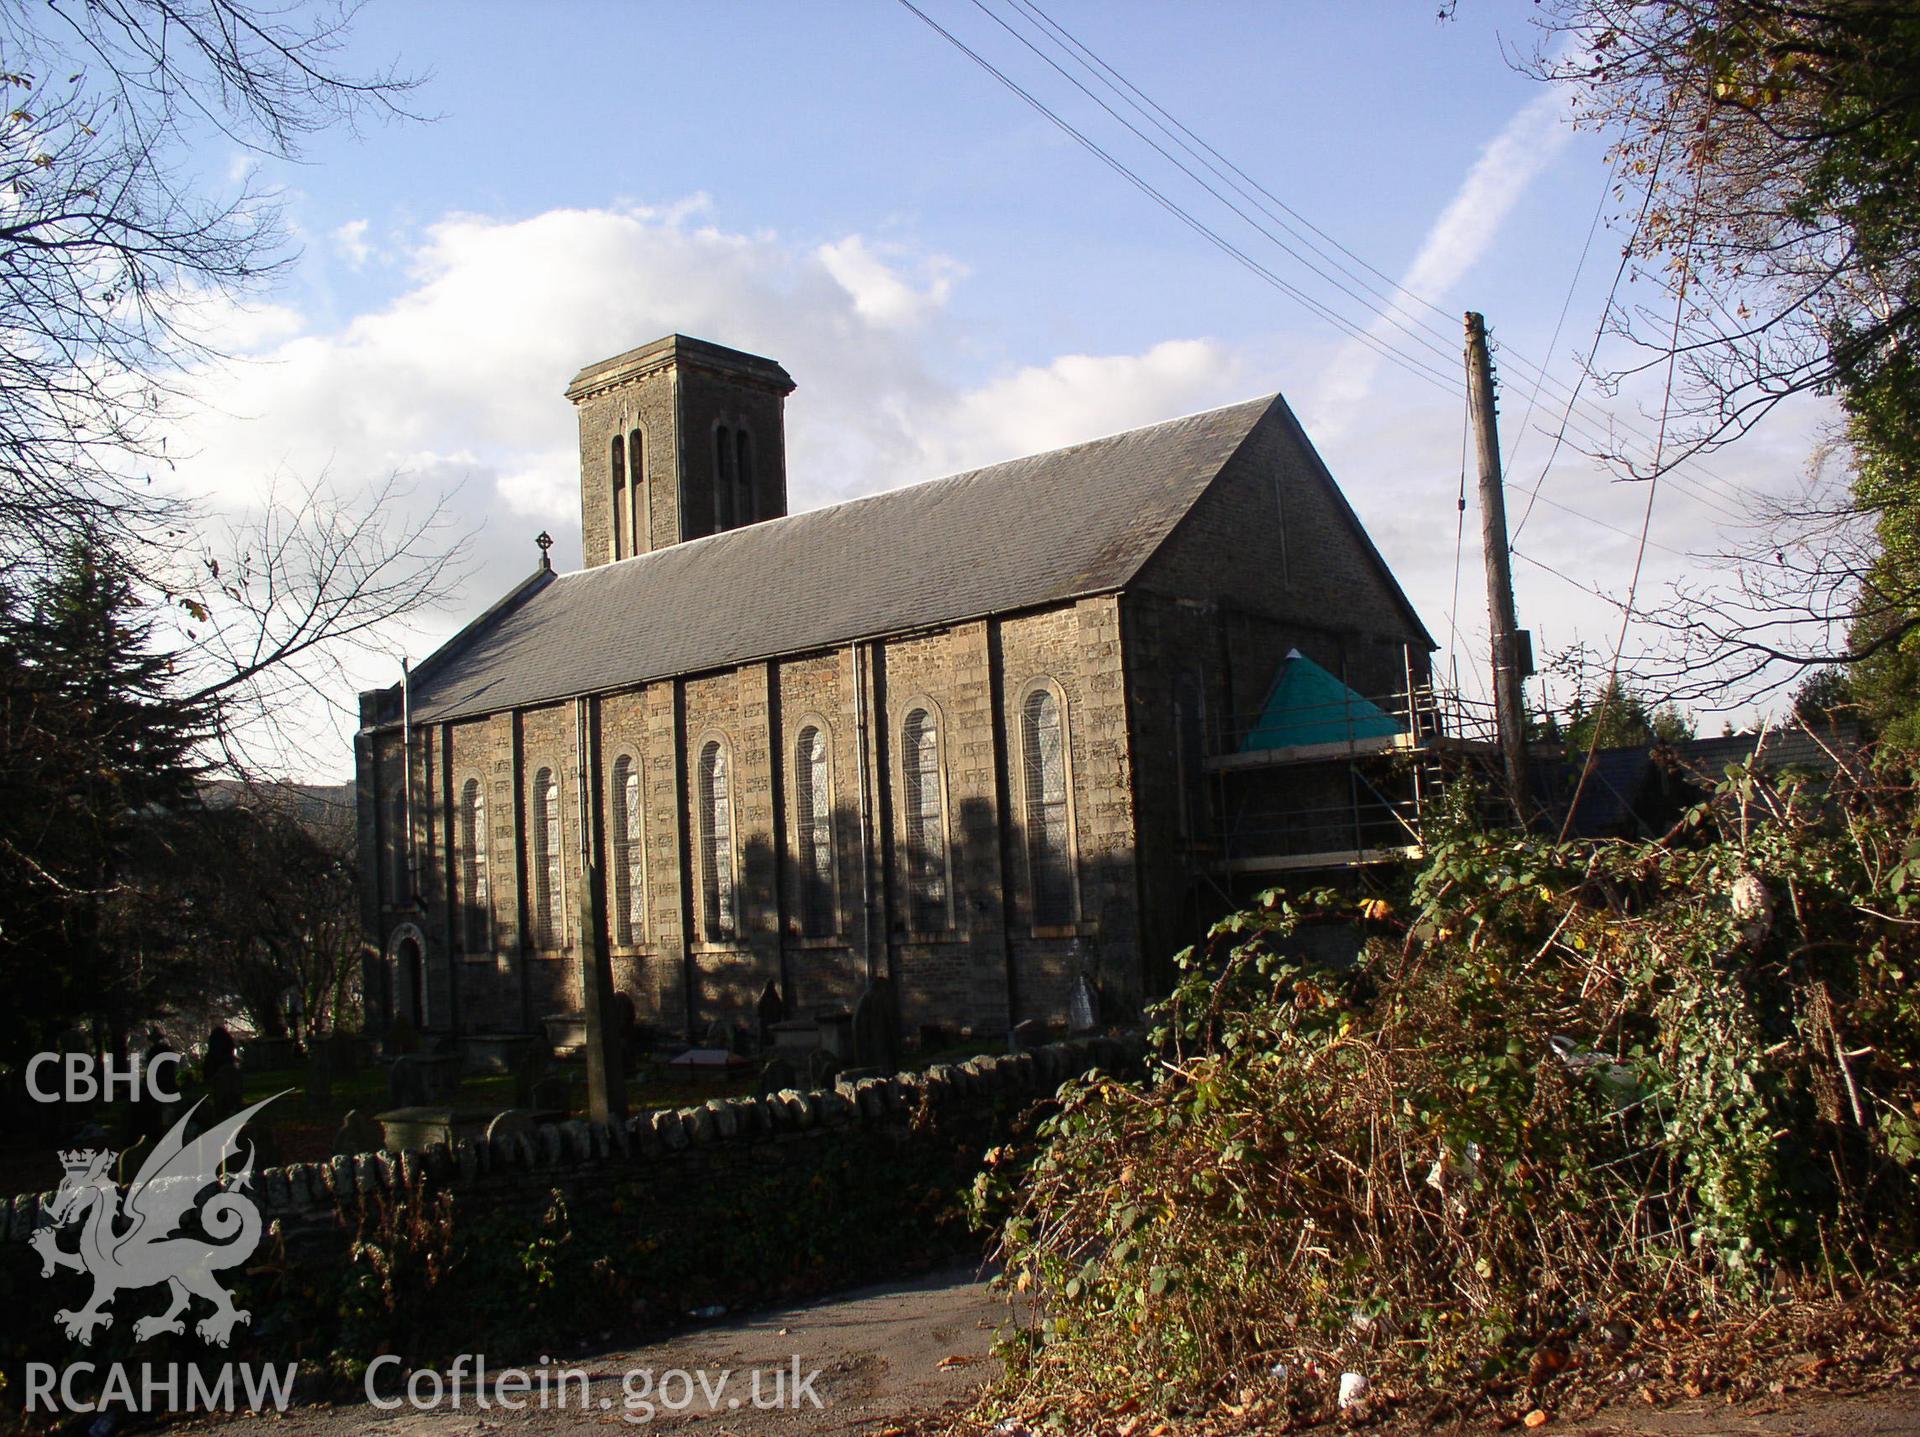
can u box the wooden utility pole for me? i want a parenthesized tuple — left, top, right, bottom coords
(1464, 312, 1531, 821)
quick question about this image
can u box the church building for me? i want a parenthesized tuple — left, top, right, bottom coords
(355, 334, 1433, 1046)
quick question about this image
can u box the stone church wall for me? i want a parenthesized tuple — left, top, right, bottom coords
(358, 398, 1434, 1050)
(872, 621, 1006, 1036)
(596, 684, 685, 1029)
(375, 590, 1153, 1045)
(1118, 401, 1436, 977)
(679, 665, 783, 1026)
(995, 600, 1141, 1023)
(574, 367, 677, 566)
(1136, 400, 1430, 666)
(773, 649, 867, 1018)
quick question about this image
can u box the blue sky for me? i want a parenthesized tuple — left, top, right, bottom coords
(276, 4, 1570, 348)
(160, 1, 1831, 775)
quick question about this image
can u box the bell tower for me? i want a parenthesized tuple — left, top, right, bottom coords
(565, 335, 796, 567)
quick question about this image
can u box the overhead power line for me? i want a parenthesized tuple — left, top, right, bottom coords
(891, 0, 1468, 399)
(898, 0, 1748, 653)
(987, 0, 1762, 517)
(974, 0, 1472, 385)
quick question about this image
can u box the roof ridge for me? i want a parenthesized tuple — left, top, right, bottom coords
(554, 393, 1278, 581)
(400, 392, 1291, 724)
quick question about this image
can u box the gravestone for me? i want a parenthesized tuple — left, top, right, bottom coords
(1068, 973, 1100, 1035)
(541, 1012, 588, 1058)
(332, 1109, 383, 1157)
(201, 1025, 241, 1119)
(769, 1019, 821, 1057)
(757, 1056, 801, 1096)
(806, 1050, 840, 1089)
(1008, 1018, 1049, 1052)
(850, 979, 901, 1075)
(814, 1009, 853, 1059)
(387, 1055, 428, 1107)
(511, 1039, 548, 1108)
(386, 1053, 459, 1106)
(485, 1109, 537, 1144)
(755, 981, 784, 1049)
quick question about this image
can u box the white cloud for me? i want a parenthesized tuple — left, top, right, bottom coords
(907, 339, 1246, 481)
(1311, 85, 1574, 437)
(816, 235, 964, 328)
(331, 218, 373, 268)
(167, 290, 305, 354)
(155, 191, 1813, 781)
(156, 202, 1264, 775)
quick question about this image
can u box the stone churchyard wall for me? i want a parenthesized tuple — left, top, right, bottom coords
(0, 1038, 1137, 1405)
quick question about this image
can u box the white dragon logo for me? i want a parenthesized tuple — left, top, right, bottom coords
(30, 1094, 283, 1347)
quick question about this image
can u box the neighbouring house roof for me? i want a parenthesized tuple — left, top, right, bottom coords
(1669, 723, 1858, 783)
(395, 393, 1417, 726)
(1546, 721, 1862, 839)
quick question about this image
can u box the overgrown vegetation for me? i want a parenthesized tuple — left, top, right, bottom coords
(1525, 2, 1920, 731)
(973, 764, 1920, 1427)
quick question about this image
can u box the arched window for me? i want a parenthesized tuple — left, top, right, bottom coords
(714, 426, 737, 532)
(1021, 688, 1075, 925)
(901, 707, 948, 931)
(627, 426, 646, 554)
(698, 740, 736, 939)
(610, 755, 645, 946)
(610, 434, 628, 561)
(794, 724, 833, 936)
(531, 766, 563, 948)
(734, 428, 755, 525)
(459, 778, 490, 952)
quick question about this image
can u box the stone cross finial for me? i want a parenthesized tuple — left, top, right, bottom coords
(535, 531, 554, 570)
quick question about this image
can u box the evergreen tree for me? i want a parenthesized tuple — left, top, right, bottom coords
(1563, 678, 1696, 753)
(0, 543, 212, 1069)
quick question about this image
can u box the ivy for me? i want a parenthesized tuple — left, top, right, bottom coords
(979, 763, 1920, 1418)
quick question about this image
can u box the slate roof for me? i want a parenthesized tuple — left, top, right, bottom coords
(404, 395, 1279, 724)
(1545, 721, 1862, 839)
(1670, 722, 1860, 782)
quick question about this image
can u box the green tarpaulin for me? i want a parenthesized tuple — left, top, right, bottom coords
(1243, 650, 1404, 751)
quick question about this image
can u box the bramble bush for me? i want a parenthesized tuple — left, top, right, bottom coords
(975, 760, 1920, 1420)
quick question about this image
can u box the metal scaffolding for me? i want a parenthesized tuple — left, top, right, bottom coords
(1201, 653, 1505, 878)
